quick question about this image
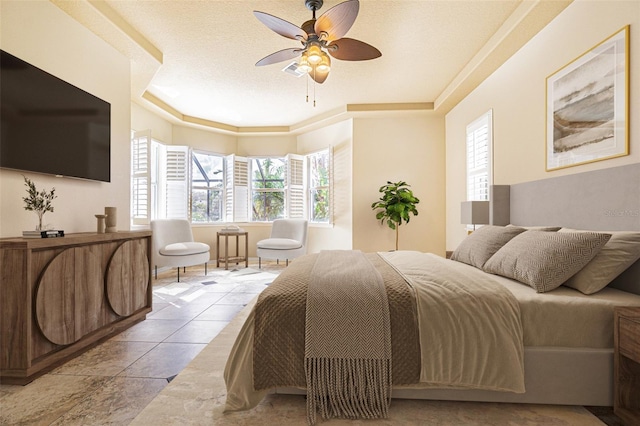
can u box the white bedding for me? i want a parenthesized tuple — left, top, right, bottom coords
(384, 252, 640, 349)
(479, 266, 640, 348)
(379, 251, 524, 392)
(224, 251, 640, 412)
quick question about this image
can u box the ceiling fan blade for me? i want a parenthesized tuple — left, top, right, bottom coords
(254, 11, 307, 41)
(256, 48, 302, 66)
(314, 0, 359, 42)
(309, 68, 329, 84)
(328, 38, 381, 61)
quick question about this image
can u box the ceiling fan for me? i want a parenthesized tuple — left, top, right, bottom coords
(254, 0, 381, 84)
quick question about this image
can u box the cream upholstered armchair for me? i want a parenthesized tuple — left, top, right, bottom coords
(151, 219, 210, 281)
(256, 219, 308, 268)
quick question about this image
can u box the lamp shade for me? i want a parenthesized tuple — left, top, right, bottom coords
(298, 52, 312, 73)
(316, 53, 331, 73)
(307, 44, 322, 64)
(461, 201, 490, 225)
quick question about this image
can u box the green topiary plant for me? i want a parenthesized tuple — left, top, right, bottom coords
(22, 176, 57, 231)
(371, 181, 420, 250)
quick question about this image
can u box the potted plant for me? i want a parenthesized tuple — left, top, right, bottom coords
(371, 181, 420, 251)
(22, 176, 57, 231)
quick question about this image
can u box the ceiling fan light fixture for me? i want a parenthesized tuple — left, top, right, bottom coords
(307, 43, 322, 64)
(298, 53, 312, 73)
(316, 52, 331, 73)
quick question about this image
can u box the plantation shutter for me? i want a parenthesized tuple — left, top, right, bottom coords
(326, 146, 334, 223)
(466, 111, 492, 201)
(225, 154, 249, 222)
(162, 145, 190, 219)
(131, 130, 151, 226)
(286, 154, 305, 219)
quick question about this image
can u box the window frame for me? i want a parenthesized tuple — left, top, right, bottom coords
(306, 147, 332, 224)
(249, 156, 286, 222)
(466, 110, 493, 202)
(190, 149, 226, 224)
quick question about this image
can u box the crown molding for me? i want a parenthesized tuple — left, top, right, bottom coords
(141, 92, 435, 135)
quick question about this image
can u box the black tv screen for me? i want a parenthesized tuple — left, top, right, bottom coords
(0, 50, 111, 182)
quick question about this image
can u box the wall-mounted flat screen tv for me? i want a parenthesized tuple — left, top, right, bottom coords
(0, 50, 111, 182)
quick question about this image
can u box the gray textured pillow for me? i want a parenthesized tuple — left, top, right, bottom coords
(451, 225, 527, 269)
(507, 224, 561, 232)
(484, 231, 611, 293)
(559, 228, 640, 294)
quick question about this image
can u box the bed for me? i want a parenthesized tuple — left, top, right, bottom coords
(223, 163, 640, 422)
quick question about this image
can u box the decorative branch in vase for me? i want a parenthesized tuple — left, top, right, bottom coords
(22, 176, 57, 231)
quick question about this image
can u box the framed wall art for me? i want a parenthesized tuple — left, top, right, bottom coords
(546, 26, 629, 171)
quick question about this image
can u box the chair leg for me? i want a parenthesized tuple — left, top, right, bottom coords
(259, 257, 261, 269)
(155, 265, 157, 279)
(286, 259, 289, 266)
(204, 262, 208, 276)
(177, 267, 180, 282)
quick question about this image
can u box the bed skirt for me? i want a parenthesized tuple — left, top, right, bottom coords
(274, 346, 614, 406)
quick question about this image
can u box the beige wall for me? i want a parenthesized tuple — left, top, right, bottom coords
(131, 102, 173, 144)
(352, 114, 446, 255)
(0, 1, 131, 238)
(173, 125, 236, 154)
(237, 135, 297, 157)
(297, 119, 353, 253)
(445, 0, 640, 250)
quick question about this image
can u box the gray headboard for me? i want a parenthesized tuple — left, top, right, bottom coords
(490, 162, 640, 295)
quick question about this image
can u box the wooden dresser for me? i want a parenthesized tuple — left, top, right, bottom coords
(614, 306, 640, 425)
(0, 231, 152, 384)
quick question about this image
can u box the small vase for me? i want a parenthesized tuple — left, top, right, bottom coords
(95, 214, 107, 234)
(36, 213, 44, 231)
(105, 207, 117, 232)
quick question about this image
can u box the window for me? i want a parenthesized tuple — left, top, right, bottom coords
(225, 155, 249, 223)
(130, 131, 189, 225)
(307, 148, 331, 223)
(466, 110, 492, 201)
(191, 151, 224, 223)
(286, 154, 305, 219)
(131, 131, 334, 225)
(131, 130, 151, 226)
(250, 157, 285, 221)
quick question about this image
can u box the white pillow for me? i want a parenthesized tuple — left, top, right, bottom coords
(558, 228, 640, 294)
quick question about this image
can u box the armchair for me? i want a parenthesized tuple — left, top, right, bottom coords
(256, 219, 308, 268)
(151, 219, 210, 281)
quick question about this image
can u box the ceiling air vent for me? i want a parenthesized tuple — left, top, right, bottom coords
(282, 61, 305, 78)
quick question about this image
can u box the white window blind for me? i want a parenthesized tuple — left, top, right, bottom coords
(131, 130, 151, 226)
(286, 154, 305, 219)
(161, 145, 190, 219)
(225, 154, 249, 222)
(466, 111, 492, 201)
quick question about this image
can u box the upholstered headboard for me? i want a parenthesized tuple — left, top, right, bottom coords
(490, 163, 640, 295)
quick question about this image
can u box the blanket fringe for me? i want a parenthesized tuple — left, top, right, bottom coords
(305, 357, 392, 425)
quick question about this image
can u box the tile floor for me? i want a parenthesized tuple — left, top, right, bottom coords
(0, 261, 282, 425)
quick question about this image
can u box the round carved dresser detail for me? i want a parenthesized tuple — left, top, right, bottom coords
(35, 246, 103, 346)
(106, 239, 150, 317)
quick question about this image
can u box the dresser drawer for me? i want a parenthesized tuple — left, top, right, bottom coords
(619, 317, 640, 362)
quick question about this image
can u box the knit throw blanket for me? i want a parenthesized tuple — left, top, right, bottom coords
(304, 250, 392, 425)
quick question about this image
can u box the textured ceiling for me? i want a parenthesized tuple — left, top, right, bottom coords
(51, 0, 571, 132)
